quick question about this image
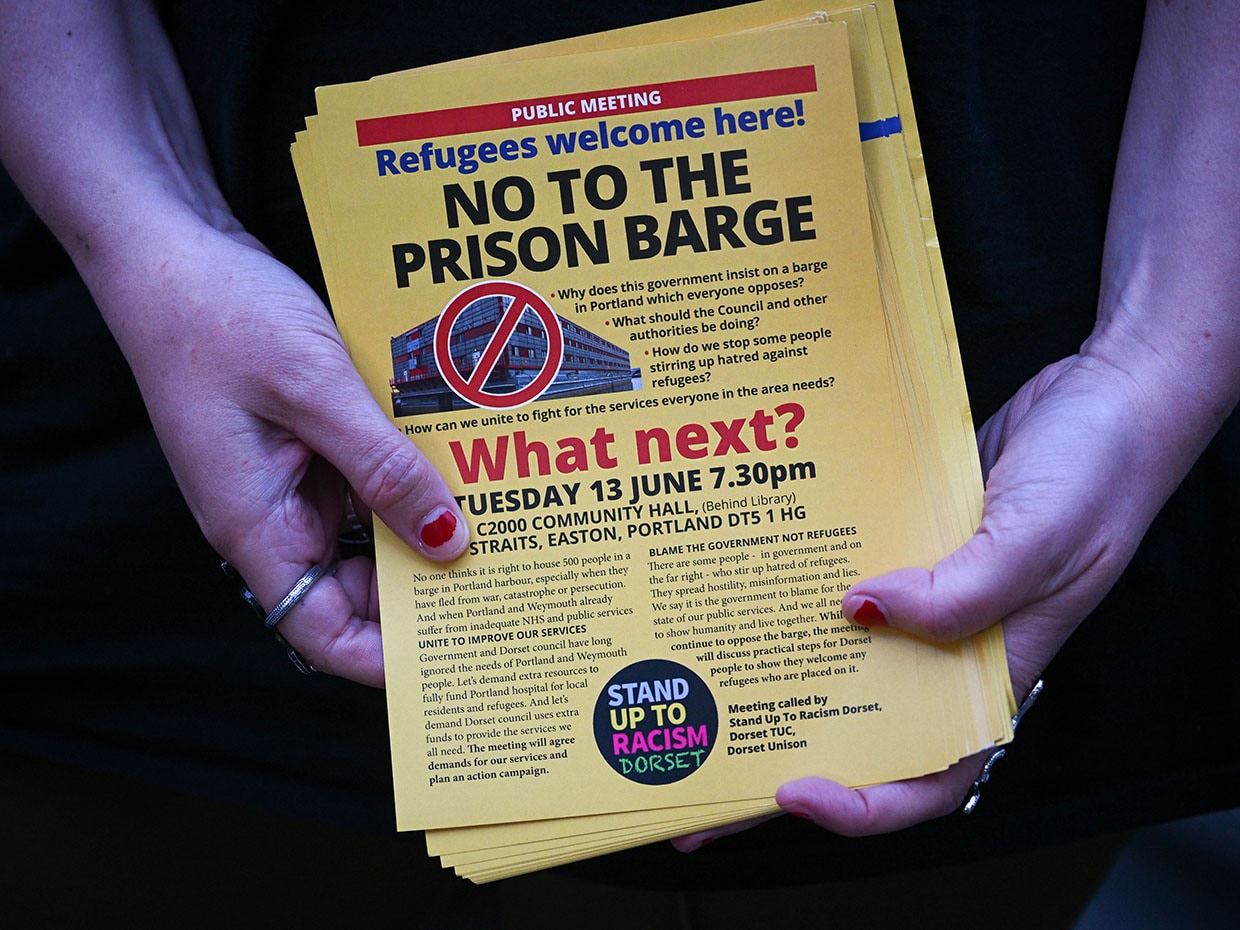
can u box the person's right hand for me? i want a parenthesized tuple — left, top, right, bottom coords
(87, 213, 469, 686)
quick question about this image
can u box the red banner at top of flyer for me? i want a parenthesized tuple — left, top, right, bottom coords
(355, 66, 817, 146)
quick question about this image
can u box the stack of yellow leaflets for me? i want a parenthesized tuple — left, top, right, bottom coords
(293, 0, 1015, 882)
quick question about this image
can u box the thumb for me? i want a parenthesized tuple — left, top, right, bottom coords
(839, 525, 1044, 643)
(298, 371, 470, 562)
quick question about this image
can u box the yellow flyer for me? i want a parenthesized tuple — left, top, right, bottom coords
(296, 12, 1010, 843)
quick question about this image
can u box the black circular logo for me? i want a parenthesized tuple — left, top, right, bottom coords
(592, 658, 718, 785)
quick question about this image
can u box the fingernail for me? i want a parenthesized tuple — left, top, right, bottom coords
(419, 507, 459, 549)
(788, 809, 814, 821)
(851, 598, 888, 627)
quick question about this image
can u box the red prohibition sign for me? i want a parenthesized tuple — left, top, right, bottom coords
(433, 281, 564, 409)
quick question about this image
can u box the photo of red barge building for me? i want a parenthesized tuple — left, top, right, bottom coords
(390, 292, 636, 415)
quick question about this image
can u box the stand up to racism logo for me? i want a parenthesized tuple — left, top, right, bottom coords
(593, 658, 718, 785)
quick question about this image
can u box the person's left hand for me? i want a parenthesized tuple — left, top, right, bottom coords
(672, 347, 1181, 849)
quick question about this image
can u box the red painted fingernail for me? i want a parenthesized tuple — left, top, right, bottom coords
(852, 598, 888, 626)
(419, 508, 458, 549)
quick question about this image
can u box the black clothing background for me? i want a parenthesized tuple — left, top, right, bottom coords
(2, 0, 1236, 889)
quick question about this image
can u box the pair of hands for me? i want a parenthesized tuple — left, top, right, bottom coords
(110, 215, 1148, 838)
(3, 0, 1233, 853)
